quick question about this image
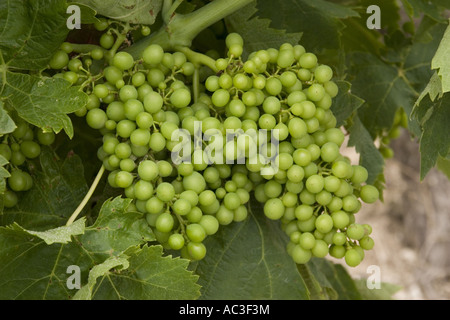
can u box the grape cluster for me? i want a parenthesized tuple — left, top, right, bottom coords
(47, 26, 380, 267)
(0, 120, 56, 208)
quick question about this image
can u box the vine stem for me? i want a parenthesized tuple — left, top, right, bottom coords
(174, 46, 218, 72)
(66, 165, 106, 226)
(125, 0, 253, 58)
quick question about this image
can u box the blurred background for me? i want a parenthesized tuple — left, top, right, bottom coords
(338, 130, 450, 300)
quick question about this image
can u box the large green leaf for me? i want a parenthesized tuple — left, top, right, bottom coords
(86, 245, 201, 300)
(0, 195, 196, 300)
(0, 73, 88, 138)
(331, 80, 365, 127)
(193, 200, 309, 300)
(76, 0, 162, 25)
(79, 197, 155, 262)
(431, 20, 450, 93)
(414, 92, 450, 180)
(347, 115, 385, 185)
(0, 219, 90, 300)
(348, 52, 415, 138)
(0, 101, 16, 135)
(0, 0, 70, 70)
(0, 148, 88, 229)
(255, 0, 359, 50)
(226, 1, 302, 57)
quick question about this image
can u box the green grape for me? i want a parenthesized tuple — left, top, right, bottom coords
(20, 141, 41, 159)
(155, 212, 174, 233)
(3, 190, 18, 208)
(134, 180, 154, 201)
(331, 210, 350, 229)
(86, 108, 108, 129)
(114, 171, 134, 188)
(138, 160, 159, 181)
(346, 223, 365, 241)
(156, 182, 175, 202)
(311, 240, 329, 258)
(314, 65, 333, 83)
(315, 214, 334, 234)
(100, 33, 115, 49)
(290, 244, 312, 264)
(49, 50, 69, 69)
(168, 233, 185, 250)
(187, 242, 207, 260)
(263, 198, 285, 220)
(305, 174, 324, 194)
(360, 185, 379, 203)
(344, 248, 362, 267)
(360, 236, 375, 250)
(172, 198, 192, 215)
(186, 223, 206, 242)
(299, 232, 316, 250)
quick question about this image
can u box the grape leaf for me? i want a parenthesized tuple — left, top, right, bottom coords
(414, 93, 450, 180)
(348, 52, 416, 138)
(225, 1, 302, 57)
(0, 155, 10, 195)
(0, 220, 91, 300)
(0, 0, 70, 70)
(76, 0, 162, 25)
(193, 200, 309, 300)
(305, 258, 362, 300)
(0, 73, 88, 138)
(87, 245, 201, 300)
(401, 0, 447, 22)
(331, 80, 365, 127)
(431, 20, 450, 93)
(72, 255, 129, 300)
(437, 156, 450, 179)
(347, 115, 385, 185)
(255, 0, 359, 50)
(10, 218, 86, 245)
(0, 196, 192, 300)
(70, 2, 100, 24)
(0, 101, 16, 135)
(79, 197, 155, 262)
(0, 147, 88, 228)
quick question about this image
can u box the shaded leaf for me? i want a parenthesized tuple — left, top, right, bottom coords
(10, 218, 86, 245)
(226, 1, 302, 57)
(347, 115, 385, 185)
(431, 20, 450, 93)
(0, 101, 16, 135)
(72, 255, 129, 300)
(331, 80, 364, 127)
(0, 0, 70, 70)
(194, 200, 309, 300)
(89, 245, 201, 300)
(76, 0, 162, 25)
(349, 52, 416, 138)
(0, 147, 88, 229)
(415, 93, 450, 180)
(80, 197, 155, 262)
(0, 74, 88, 138)
(255, 0, 359, 50)
(0, 197, 177, 300)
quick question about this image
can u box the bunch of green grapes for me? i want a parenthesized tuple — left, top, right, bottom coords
(46, 25, 380, 267)
(0, 120, 56, 208)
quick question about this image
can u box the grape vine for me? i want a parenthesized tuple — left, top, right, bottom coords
(14, 17, 380, 268)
